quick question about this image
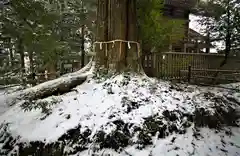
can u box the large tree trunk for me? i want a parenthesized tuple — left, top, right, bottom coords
(126, 0, 139, 70)
(96, 0, 140, 72)
(95, 0, 106, 67)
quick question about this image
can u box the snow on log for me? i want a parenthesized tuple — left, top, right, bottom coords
(6, 61, 95, 106)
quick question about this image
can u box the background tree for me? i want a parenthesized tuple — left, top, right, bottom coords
(137, 0, 185, 53)
(0, 0, 97, 84)
(197, 0, 240, 65)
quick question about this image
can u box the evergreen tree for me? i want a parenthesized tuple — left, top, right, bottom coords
(137, 0, 185, 52)
(198, 0, 240, 63)
(0, 0, 97, 83)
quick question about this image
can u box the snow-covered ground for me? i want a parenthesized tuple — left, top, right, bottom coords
(79, 127, 240, 156)
(0, 90, 8, 115)
(1, 74, 203, 142)
(0, 72, 239, 155)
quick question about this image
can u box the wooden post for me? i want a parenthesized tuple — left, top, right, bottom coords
(169, 44, 173, 52)
(205, 32, 210, 53)
(184, 43, 187, 53)
(188, 65, 191, 83)
(196, 39, 199, 53)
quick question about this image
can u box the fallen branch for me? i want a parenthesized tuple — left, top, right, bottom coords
(6, 61, 94, 106)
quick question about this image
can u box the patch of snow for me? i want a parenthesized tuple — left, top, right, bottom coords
(124, 127, 240, 156)
(150, 128, 238, 156)
(0, 90, 8, 115)
(75, 127, 240, 156)
(221, 83, 240, 90)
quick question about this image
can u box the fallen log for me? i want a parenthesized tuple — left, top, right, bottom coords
(6, 61, 94, 106)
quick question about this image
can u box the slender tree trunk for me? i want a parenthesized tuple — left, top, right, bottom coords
(28, 51, 34, 75)
(6, 38, 13, 67)
(96, 0, 139, 72)
(28, 51, 37, 85)
(80, 1, 85, 68)
(220, 0, 231, 67)
(81, 25, 85, 68)
(7, 38, 14, 67)
(212, 0, 231, 84)
(17, 37, 25, 74)
(16, 37, 26, 84)
(9, 47, 14, 67)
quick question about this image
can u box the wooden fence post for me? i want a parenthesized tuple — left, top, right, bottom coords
(188, 65, 191, 83)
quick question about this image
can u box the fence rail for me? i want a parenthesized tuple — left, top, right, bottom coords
(142, 52, 240, 83)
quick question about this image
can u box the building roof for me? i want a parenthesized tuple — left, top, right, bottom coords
(188, 28, 207, 40)
(186, 28, 214, 48)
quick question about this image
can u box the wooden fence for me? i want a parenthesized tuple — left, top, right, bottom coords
(142, 52, 240, 83)
(31, 55, 93, 84)
(0, 56, 92, 86)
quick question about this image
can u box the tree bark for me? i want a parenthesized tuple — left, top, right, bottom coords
(96, 0, 108, 68)
(127, 0, 140, 70)
(96, 0, 140, 72)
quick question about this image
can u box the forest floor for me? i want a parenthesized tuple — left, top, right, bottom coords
(0, 72, 240, 156)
